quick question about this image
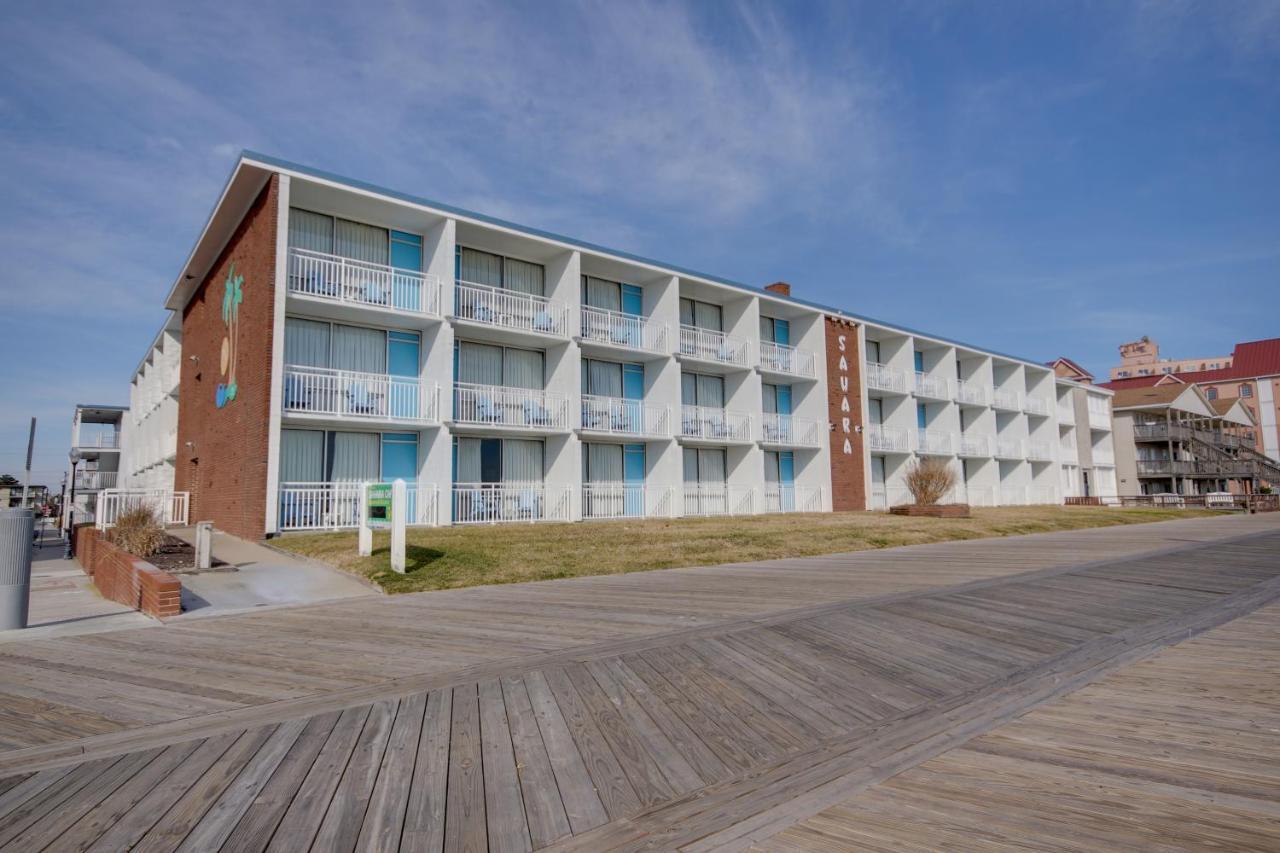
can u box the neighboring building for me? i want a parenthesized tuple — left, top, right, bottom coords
(0, 483, 49, 508)
(1047, 356, 1095, 385)
(1054, 378, 1117, 502)
(1109, 336, 1231, 380)
(145, 152, 1109, 538)
(1101, 338, 1280, 464)
(119, 314, 182, 492)
(1110, 384, 1278, 496)
(66, 404, 127, 525)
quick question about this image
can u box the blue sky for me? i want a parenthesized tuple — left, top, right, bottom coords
(1, 0, 1277, 486)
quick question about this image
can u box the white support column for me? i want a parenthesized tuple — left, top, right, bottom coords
(263, 174, 290, 536)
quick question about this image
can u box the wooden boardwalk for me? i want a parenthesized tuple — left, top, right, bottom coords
(0, 514, 1277, 850)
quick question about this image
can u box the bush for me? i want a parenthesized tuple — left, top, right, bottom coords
(109, 506, 166, 558)
(904, 457, 958, 506)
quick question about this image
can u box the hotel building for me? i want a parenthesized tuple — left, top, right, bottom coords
(125, 153, 1109, 539)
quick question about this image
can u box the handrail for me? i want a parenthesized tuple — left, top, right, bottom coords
(865, 362, 910, 394)
(287, 247, 441, 315)
(581, 483, 673, 520)
(580, 306, 668, 353)
(759, 413, 821, 447)
(867, 424, 910, 453)
(580, 395, 670, 437)
(682, 484, 755, 516)
(283, 365, 439, 423)
(759, 341, 817, 378)
(679, 405, 752, 442)
(453, 383, 569, 430)
(454, 279, 569, 337)
(677, 325, 750, 367)
(452, 484, 572, 524)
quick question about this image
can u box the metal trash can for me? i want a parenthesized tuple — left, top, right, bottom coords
(0, 509, 34, 631)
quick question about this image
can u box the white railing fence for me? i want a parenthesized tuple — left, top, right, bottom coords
(1024, 396, 1051, 416)
(763, 485, 822, 513)
(287, 247, 441, 315)
(95, 489, 189, 530)
(678, 326, 750, 367)
(865, 362, 909, 394)
(759, 342, 817, 378)
(283, 366, 439, 423)
(680, 405, 752, 442)
(75, 471, 119, 490)
(454, 280, 568, 337)
(958, 433, 991, 457)
(760, 413, 821, 447)
(580, 396, 670, 437)
(581, 484, 673, 520)
(955, 380, 988, 406)
(992, 389, 1021, 410)
(1026, 440, 1054, 461)
(994, 437, 1023, 458)
(453, 383, 569, 430)
(452, 484, 573, 524)
(916, 429, 954, 455)
(867, 424, 910, 453)
(580, 307, 668, 353)
(914, 372, 950, 399)
(77, 433, 121, 449)
(682, 484, 755, 517)
(278, 482, 439, 531)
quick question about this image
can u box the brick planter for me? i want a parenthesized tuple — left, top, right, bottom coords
(73, 525, 182, 618)
(889, 504, 972, 518)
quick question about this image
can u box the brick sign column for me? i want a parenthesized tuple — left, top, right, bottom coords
(825, 316, 867, 511)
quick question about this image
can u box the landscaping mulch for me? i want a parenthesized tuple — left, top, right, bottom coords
(146, 534, 230, 574)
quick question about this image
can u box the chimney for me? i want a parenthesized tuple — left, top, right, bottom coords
(765, 281, 791, 297)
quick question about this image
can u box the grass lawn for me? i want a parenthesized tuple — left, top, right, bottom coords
(274, 506, 1220, 595)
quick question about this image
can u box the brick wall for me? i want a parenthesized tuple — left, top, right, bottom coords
(825, 316, 867, 511)
(174, 176, 279, 539)
(73, 525, 181, 618)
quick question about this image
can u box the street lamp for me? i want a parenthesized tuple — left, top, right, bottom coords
(64, 449, 81, 559)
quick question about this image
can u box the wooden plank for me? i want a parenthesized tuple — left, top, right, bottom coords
(311, 699, 397, 851)
(0, 755, 123, 847)
(478, 679, 533, 853)
(521, 670, 610, 834)
(500, 675, 573, 849)
(401, 689, 451, 852)
(445, 683, 486, 853)
(355, 692, 427, 853)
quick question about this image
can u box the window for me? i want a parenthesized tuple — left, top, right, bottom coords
(1206, 388, 1218, 401)
(681, 372, 725, 408)
(759, 316, 790, 345)
(454, 341, 544, 389)
(762, 383, 792, 415)
(866, 340, 881, 364)
(583, 277, 643, 315)
(917, 402, 927, 429)
(456, 246, 545, 296)
(679, 298, 723, 331)
(914, 351, 925, 373)
(453, 437, 543, 484)
(279, 429, 417, 484)
(288, 208, 391, 265)
(682, 447, 726, 483)
(582, 359, 643, 399)
(1240, 384, 1253, 398)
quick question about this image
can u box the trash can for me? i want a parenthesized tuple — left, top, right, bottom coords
(0, 509, 34, 630)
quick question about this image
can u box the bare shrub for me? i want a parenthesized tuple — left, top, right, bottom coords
(904, 457, 957, 506)
(109, 506, 166, 557)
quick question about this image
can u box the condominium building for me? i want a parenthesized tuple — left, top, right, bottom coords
(66, 404, 126, 524)
(1109, 336, 1231, 380)
(147, 152, 1096, 539)
(119, 314, 182, 492)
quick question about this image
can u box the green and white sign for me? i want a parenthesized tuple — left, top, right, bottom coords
(366, 483, 392, 527)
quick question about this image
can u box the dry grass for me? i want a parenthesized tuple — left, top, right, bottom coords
(274, 506, 1219, 595)
(108, 506, 166, 558)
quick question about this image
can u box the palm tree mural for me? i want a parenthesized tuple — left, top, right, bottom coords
(216, 263, 245, 408)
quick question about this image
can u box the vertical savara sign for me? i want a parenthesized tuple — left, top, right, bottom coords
(825, 316, 866, 511)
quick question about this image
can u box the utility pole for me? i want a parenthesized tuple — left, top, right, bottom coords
(21, 418, 35, 508)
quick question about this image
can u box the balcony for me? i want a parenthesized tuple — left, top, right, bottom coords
(1057, 400, 1075, 424)
(1060, 441, 1079, 465)
(682, 484, 755, 516)
(278, 481, 438, 531)
(579, 307, 668, 356)
(453, 280, 569, 340)
(958, 433, 991, 457)
(994, 437, 1022, 459)
(991, 389, 1020, 411)
(580, 396, 671, 439)
(1026, 440, 1054, 462)
(283, 366, 440, 425)
(679, 405, 752, 443)
(763, 484, 822, 513)
(914, 372, 950, 401)
(677, 326, 751, 370)
(759, 414, 822, 448)
(1137, 459, 1193, 476)
(1023, 396, 1050, 417)
(452, 484, 573, 524)
(916, 429, 953, 455)
(955, 380, 988, 406)
(74, 471, 118, 491)
(758, 342, 817, 379)
(452, 383, 570, 432)
(865, 362, 910, 395)
(1133, 423, 1190, 442)
(1088, 408, 1111, 430)
(867, 424, 910, 454)
(287, 248, 442, 317)
(76, 433, 120, 450)
(582, 484, 673, 520)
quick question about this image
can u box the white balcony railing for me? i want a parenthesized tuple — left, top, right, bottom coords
(759, 342, 817, 378)
(994, 437, 1023, 458)
(579, 306, 668, 354)
(452, 484, 573, 524)
(1023, 396, 1051, 417)
(865, 362, 910, 394)
(95, 489, 189, 530)
(955, 380, 988, 406)
(1026, 440, 1054, 461)
(1058, 400, 1075, 424)
(867, 424, 911, 453)
(454, 280, 569, 337)
(870, 485, 888, 510)
(678, 326, 751, 368)
(916, 429, 954, 455)
(763, 484, 822, 514)
(278, 481, 439, 531)
(991, 389, 1021, 411)
(581, 484, 673, 520)
(759, 413, 822, 447)
(75, 471, 119, 491)
(914, 372, 950, 400)
(453, 383, 569, 431)
(958, 433, 991, 457)
(287, 248, 441, 316)
(580, 395, 670, 438)
(682, 484, 755, 516)
(283, 366, 440, 424)
(1088, 408, 1111, 430)
(77, 433, 120, 449)
(679, 405, 752, 442)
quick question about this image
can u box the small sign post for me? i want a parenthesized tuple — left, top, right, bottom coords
(390, 479, 407, 574)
